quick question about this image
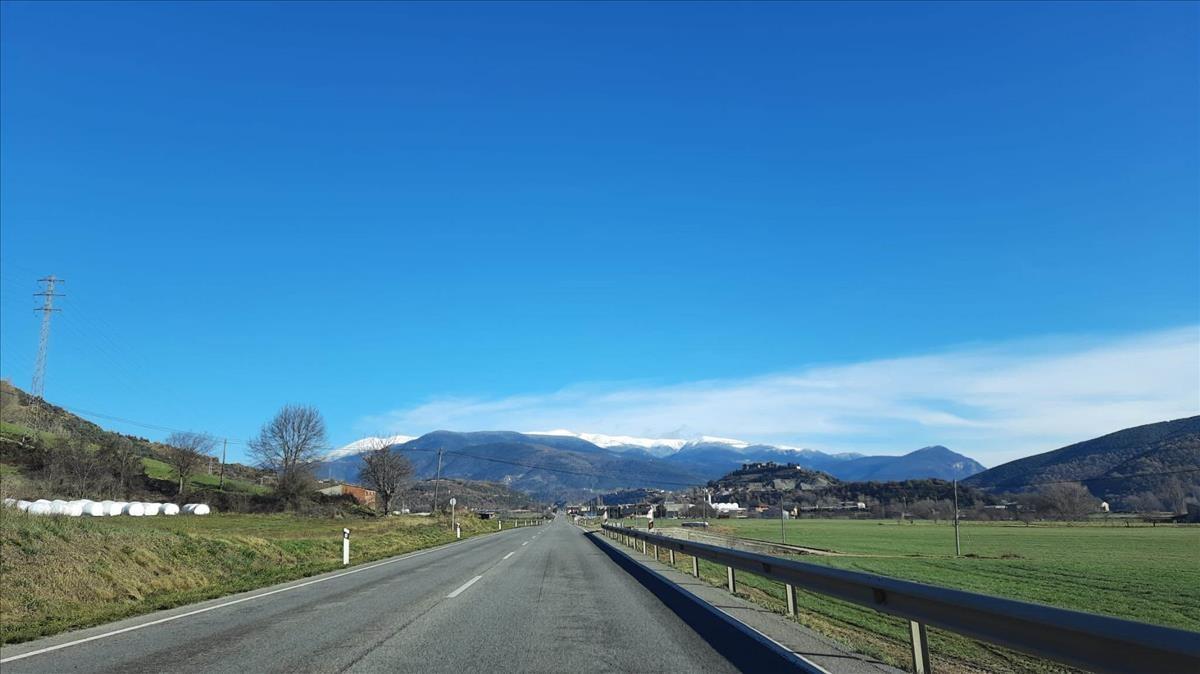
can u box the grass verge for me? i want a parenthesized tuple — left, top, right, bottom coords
(0, 509, 496, 644)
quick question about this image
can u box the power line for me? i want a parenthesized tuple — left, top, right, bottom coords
(15, 396, 1200, 490)
(50, 403, 247, 446)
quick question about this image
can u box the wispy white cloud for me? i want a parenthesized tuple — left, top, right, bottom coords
(358, 326, 1200, 465)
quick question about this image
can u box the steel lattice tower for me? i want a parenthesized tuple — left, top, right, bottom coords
(31, 275, 64, 398)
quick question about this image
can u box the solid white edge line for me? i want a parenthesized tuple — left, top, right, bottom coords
(445, 575, 483, 598)
(502, 552, 515, 560)
(1, 534, 486, 664)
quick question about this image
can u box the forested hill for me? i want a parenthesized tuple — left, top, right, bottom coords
(964, 416, 1200, 502)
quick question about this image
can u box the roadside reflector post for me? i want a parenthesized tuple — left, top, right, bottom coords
(652, 543, 658, 559)
(692, 556, 700, 578)
(456, 523, 461, 539)
(669, 549, 676, 565)
(909, 621, 931, 674)
(342, 528, 351, 566)
(727, 566, 736, 593)
(786, 583, 797, 616)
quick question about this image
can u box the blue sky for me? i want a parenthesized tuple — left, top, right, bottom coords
(1, 2, 1197, 465)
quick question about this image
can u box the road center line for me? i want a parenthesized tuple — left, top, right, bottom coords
(446, 575, 483, 598)
(502, 552, 515, 560)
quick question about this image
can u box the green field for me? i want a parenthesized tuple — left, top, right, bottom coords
(0, 509, 500, 644)
(607, 518, 1200, 672)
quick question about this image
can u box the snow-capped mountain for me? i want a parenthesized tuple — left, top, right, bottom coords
(528, 429, 687, 456)
(317, 429, 986, 496)
(326, 434, 417, 460)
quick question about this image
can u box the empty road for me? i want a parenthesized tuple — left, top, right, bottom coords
(1, 517, 745, 673)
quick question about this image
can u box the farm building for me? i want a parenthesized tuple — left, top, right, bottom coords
(317, 483, 378, 508)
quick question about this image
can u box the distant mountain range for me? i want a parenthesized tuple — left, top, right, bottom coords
(319, 430, 986, 498)
(965, 415, 1200, 502)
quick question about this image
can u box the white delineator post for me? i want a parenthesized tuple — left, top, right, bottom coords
(456, 523, 461, 539)
(343, 528, 350, 566)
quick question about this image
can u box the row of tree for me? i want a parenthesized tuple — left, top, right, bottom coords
(160, 404, 412, 514)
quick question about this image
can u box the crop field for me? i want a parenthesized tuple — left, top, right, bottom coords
(606, 518, 1200, 672)
(0, 510, 499, 644)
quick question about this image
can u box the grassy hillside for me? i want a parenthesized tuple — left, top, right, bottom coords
(0, 509, 495, 644)
(0, 381, 270, 504)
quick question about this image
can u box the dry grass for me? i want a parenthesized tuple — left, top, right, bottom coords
(0, 509, 500, 644)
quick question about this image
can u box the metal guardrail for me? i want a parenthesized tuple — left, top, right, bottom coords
(601, 524, 1200, 674)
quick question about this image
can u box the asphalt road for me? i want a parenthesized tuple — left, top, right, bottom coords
(1, 517, 741, 673)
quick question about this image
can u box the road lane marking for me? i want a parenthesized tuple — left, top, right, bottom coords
(522, 541, 528, 546)
(0, 534, 491, 664)
(502, 552, 515, 560)
(446, 575, 483, 598)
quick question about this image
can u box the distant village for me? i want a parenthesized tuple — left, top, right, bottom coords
(563, 461, 1137, 523)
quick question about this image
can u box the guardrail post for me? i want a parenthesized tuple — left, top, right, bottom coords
(727, 566, 736, 593)
(909, 621, 931, 674)
(652, 543, 658, 560)
(786, 583, 797, 616)
(692, 556, 700, 577)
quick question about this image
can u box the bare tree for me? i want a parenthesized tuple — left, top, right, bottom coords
(162, 432, 215, 497)
(1038, 482, 1097, 521)
(99, 436, 144, 499)
(249, 404, 327, 504)
(358, 441, 413, 514)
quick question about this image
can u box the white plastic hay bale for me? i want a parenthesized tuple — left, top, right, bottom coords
(106, 501, 128, 517)
(181, 504, 196, 514)
(161, 503, 180, 516)
(64, 501, 85, 517)
(2, 498, 15, 508)
(83, 501, 105, 516)
(50, 500, 71, 515)
(143, 503, 162, 516)
(123, 502, 145, 517)
(190, 504, 211, 516)
(17, 500, 33, 511)
(28, 502, 52, 516)
(100, 500, 115, 515)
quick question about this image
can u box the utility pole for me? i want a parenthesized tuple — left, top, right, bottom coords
(218, 438, 227, 490)
(31, 276, 64, 398)
(779, 496, 786, 544)
(953, 479, 961, 556)
(431, 448, 443, 514)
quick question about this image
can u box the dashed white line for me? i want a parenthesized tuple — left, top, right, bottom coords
(446, 575, 483, 598)
(502, 552, 515, 560)
(522, 541, 528, 546)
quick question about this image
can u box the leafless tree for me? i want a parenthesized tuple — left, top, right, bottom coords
(249, 404, 327, 504)
(99, 436, 144, 499)
(358, 441, 413, 514)
(1038, 482, 1097, 521)
(162, 432, 215, 496)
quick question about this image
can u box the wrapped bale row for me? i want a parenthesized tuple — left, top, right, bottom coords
(2, 498, 209, 517)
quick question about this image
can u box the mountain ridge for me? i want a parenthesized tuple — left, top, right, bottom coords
(321, 430, 987, 497)
(964, 415, 1200, 503)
